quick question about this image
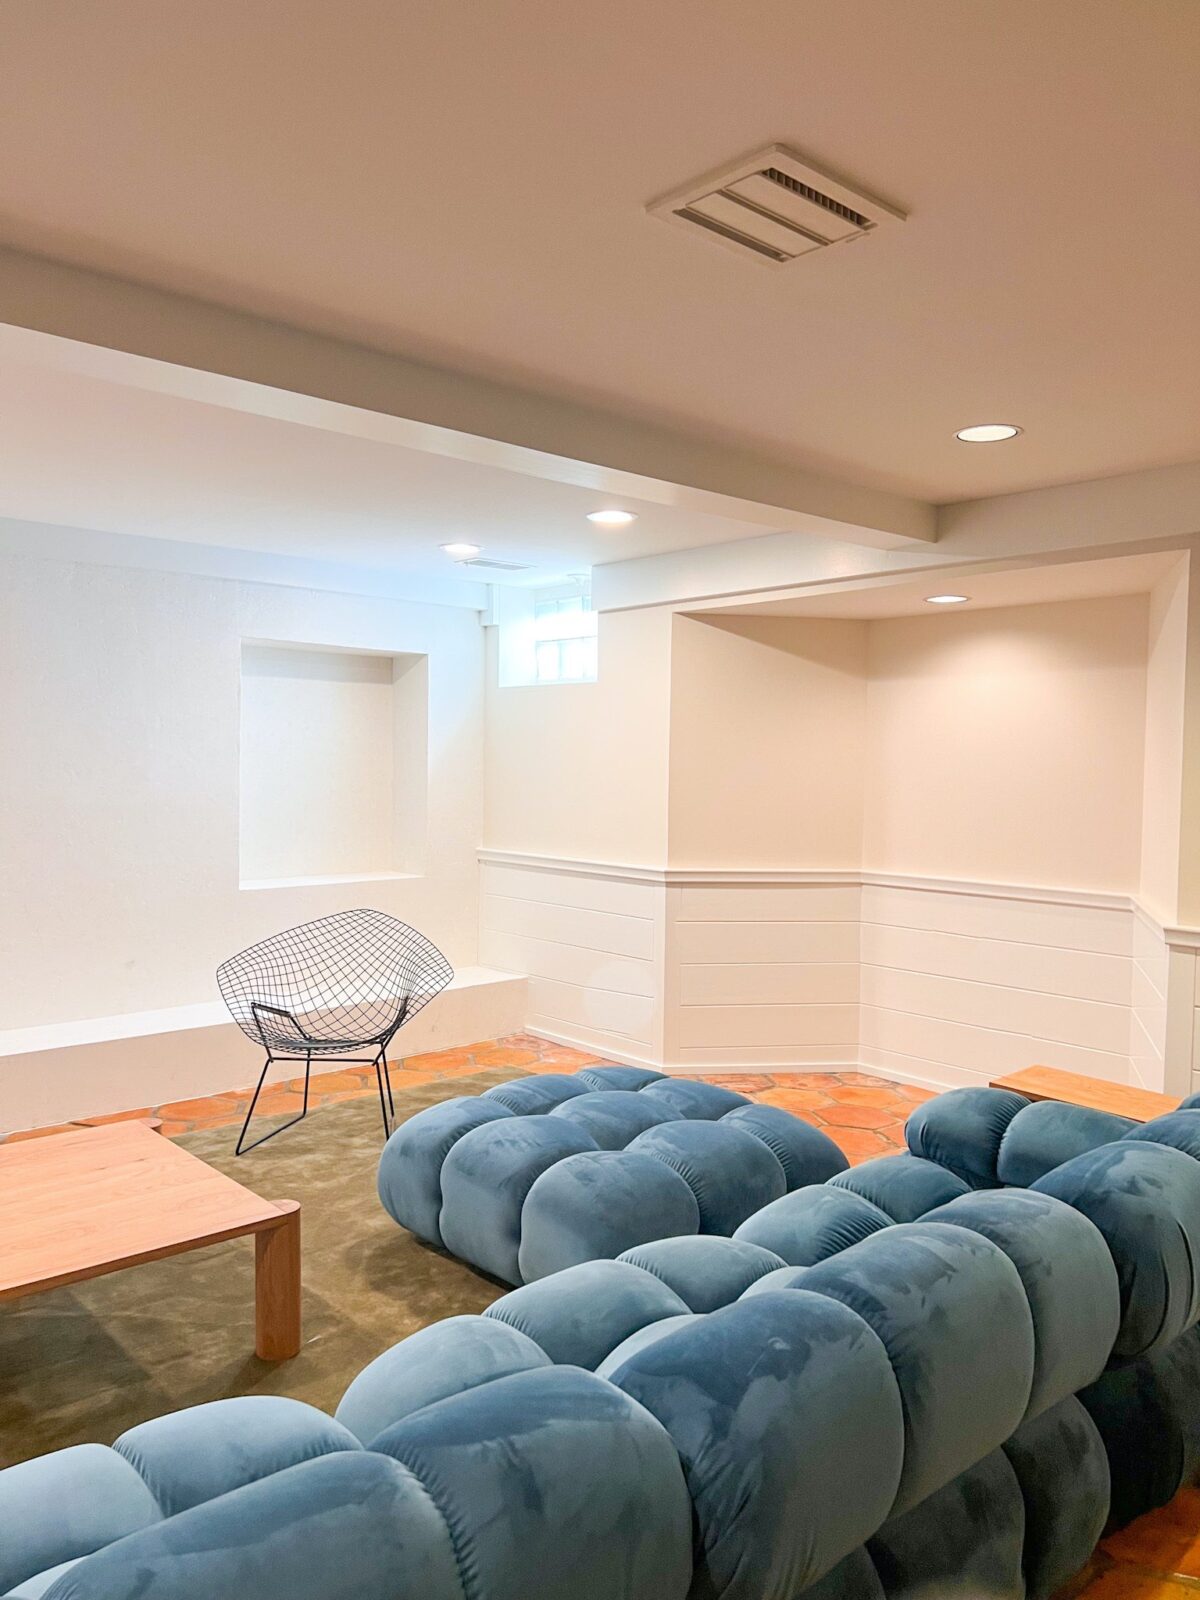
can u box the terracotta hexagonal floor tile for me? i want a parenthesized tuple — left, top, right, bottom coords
(826, 1085, 907, 1109)
(758, 1088, 835, 1113)
(828, 1127, 897, 1164)
(819, 1103, 898, 1130)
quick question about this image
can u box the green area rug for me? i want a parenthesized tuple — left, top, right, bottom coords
(0, 1071, 522, 1466)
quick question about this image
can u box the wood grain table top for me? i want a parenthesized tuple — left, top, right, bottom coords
(990, 1064, 1180, 1125)
(0, 1118, 292, 1299)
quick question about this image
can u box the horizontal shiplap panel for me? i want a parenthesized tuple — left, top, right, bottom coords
(678, 962, 859, 1007)
(860, 1004, 1131, 1084)
(481, 862, 658, 920)
(860, 965, 1130, 1053)
(480, 928, 655, 998)
(860, 884, 1132, 956)
(676, 1003, 859, 1050)
(674, 1044, 859, 1068)
(527, 975, 656, 1046)
(677, 885, 861, 924)
(481, 894, 654, 961)
(674, 920, 859, 965)
(859, 921, 1130, 1005)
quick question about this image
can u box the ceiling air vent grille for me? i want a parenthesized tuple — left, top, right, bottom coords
(648, 143, 905, 268)
(460, 557, 533, 572)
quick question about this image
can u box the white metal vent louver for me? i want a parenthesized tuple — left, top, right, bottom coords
(460, 557, 533, 572)
(648, 144, 905, 266)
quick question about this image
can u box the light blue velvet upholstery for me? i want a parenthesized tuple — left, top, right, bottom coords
(606, 1291, 904, 1599)
(799, 1221, 1035, 1513)
(719, 1103, 849, 1187)
(635, 1078, 750, 1121)
(548, 1089, 679, 1148)
(921, 1189, 1120, 1420)
(1033, 1139, 1200, 1359)
(733, 1184, 892, 1265)
(376, 1095, 514, 1248)
(0, 1445, 161, 1599)
(625, 1120, 786, 1234)
(334, 1316, 551, 1445)
(517, 1150, 701, 1281)
(866, 1448, 1026, 1600)
(112, 1397, 361, 1519)
(576, 1065, 665, 1092)
(905, 1085, 1029, 1188)
(483, 1260, 689, 1369)
(616, 1236, 786, 1312)
(373, 1366, 692, 1600)
(797, 1548, 885, 1600)
(379, 1072, 831, 1285)
(438, 1116, 598, 1284)
(7, 1558, 86, 1598)
(1124, 1109, 1200, 1163)
(594, 1314, 700, 1380)
(829, 1153, 971, 1222)
(998, 1100, 1139, 1188)
(1001, 1398, 1111, 1600)
(480, 1073, 592, 1115)
(39, 1452, 462, 1600)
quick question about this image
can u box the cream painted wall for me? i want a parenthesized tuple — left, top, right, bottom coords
(667, 614, 867, 869)
(863, 596, 1149, 893)
(483, 607, 673, 866)
(0, 550, 484, 1037)
(1139, 562, 1189, 923)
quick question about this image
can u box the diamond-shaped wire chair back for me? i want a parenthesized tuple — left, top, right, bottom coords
(217, 909, 454, 1055)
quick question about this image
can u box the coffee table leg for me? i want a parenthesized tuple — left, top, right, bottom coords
(255, 1202, 301, 1360)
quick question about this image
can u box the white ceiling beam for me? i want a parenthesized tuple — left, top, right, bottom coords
(0, 245, 935, 551)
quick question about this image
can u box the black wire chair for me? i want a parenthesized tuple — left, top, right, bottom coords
(216, 909, 453, 1154)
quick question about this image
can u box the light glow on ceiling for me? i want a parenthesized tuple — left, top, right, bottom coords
(925, 593, 970, 605)
(955, 423, 1022, 443)
(586, 509, 637, 526)
(440, 541, 481, 559)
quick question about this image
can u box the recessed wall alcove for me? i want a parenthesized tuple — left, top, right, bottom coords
(239, 640, 428, 888)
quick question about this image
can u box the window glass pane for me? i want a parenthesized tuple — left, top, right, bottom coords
(561, 637, 588, 680)
(535, 641, 561, 681)
(558, 595, 583, 614)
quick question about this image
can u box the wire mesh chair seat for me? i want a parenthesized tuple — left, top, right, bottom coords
(217, 909, 454, 1154)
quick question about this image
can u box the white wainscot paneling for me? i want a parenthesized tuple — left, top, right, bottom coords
(1130, 912, 1169, 1090)
(860, 884, 1133, 956)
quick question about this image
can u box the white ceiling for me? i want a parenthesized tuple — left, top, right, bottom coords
(0, 0, 1196, 506)
(705, 551, 1183, 621)
(0, 356, 771, 580)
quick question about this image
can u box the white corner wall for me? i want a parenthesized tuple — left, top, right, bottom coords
(0, 546, 490, 1126)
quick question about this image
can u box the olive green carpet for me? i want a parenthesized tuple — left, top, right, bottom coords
(0, 1070, 524, 1466)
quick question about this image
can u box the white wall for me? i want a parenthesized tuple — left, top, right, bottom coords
(0, 549, 485, 1085)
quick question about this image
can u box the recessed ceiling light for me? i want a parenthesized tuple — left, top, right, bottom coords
(440, 542, 481, 559)
(955, 423, 1022, 443)
(925, 594, 970, 605)
(586, 509, 637, 527)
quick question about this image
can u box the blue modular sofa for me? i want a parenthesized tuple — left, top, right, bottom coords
(376, 1064, 851, 1282)
(7, 1083, 1200, 1600)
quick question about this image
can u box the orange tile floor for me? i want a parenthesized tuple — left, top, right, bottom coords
(4, 1034, 1196, 1594)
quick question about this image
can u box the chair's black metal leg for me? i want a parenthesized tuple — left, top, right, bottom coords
(374, 1050, 392, 1139)
(235, 1050, 311, 1155)
(380, 1045, 394, 1117)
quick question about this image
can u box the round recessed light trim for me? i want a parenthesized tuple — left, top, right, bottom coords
(586, 509, 638, 526)
(955, 423, 1022, 443)
(925, 594, 970, 605)
(440, 542, 481, 559)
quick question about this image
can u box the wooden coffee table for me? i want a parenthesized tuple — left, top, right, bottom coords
(0, 1119, 301, 1359)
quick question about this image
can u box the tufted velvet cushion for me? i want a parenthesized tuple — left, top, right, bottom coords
(113, 1398, 361, 1519)
(481, 1074, 593, 1115)
(606, 1290, 904, 1599)
(484, 1259, 690, 1369)
(376, 1095, 514, 1248)
(374, 1366, 693, 1600)
(594, 1314, 701, 1380)
(547, 1089, 679, 1149)
(797, 1547, 885, 1600)
(575, 1064, 665, 1092)
(617, 1236, 786, 1313)
(40, 1452, 462, 1600)
(998, 1101, 1138, 1188)
(800, 1221, 1035, 1514)
(866, 1448, 1026, 1600)
(517, 1150, 701, 1281)
(635, 1078, 751, 1121)
(0, 1445, 161, 1599)
(1033, 1140, 1200, 1360)
(829, 1153, 971, 1222)
(1124, 1110, 1200, 1163)
(626, 1120, 786, 1234)
(905, 1086, 1029, 1188)
(1002, 1398, 1111, 1600)
(733, 1184, 892, 1265)
(438, 1116, 599, 1285)
(719, 1103, 849, 1188)
(922, 1189, 1120, 1420)
(334, 1316, 551, 1445)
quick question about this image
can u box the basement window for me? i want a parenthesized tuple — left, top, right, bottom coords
(495, 582, 598, 687)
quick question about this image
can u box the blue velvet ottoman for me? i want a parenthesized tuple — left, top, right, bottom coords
(376, 1065, 849, 1283)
